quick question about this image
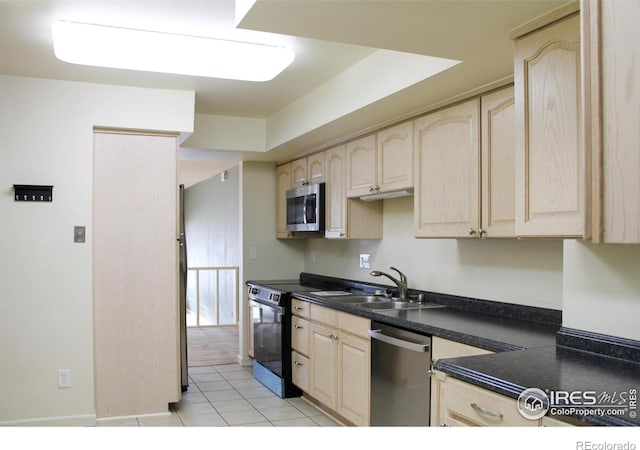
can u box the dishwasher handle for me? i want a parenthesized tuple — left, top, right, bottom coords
(368, 329, 430, 353)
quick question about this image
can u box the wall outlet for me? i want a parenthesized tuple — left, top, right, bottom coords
(57, 369, 71, 388)
(359, 253, 371, 269)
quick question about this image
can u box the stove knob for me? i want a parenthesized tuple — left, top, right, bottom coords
(250, 287, 258, 295)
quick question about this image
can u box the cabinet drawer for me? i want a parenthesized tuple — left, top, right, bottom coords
(292, 316, 310, 355)
(310, 303, 338, 327)
(292, 351, 310, 393)
(432, 336, 493, 362)
(443, 378, 538, 426)
(292, 299, 310, 319)
(337, 312, 370, 339)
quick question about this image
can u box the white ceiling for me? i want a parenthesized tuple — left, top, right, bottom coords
(0, 0, 567, 185)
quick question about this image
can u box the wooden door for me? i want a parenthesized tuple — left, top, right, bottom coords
(377, 120, 414, 193)
(481, 87, 516, 238)
(414, 99, 481, 238)
(291, 158, 308, 187)
(337, 333, 370, 426)
(93, 131, 180, 418)
(346, 134, 377, 197)
(309, 322, 337, 409)
(307, 152, 325, 185)
(514, 13, 585, 237)
(324, 145, 347, 239)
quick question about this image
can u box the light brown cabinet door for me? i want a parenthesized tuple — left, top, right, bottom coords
(292, 351, 310, 393)
(346, 134, 377, 197)
(414, 98, 481, 238)
(276, 163, 292, 238)
(324, 145, 347, 238)
(377, 121, 414, 193)
(307, 152, 326, 185)
(336, 333, 370, 426)
(309, 322, 338, 410)
(291, 158, 308, 187)
(514, 13, 586, 237)
(93, 131, 180, 418)
(481, 87, 516, 238)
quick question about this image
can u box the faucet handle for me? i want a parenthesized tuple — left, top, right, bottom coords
(389, 266, 406, 284)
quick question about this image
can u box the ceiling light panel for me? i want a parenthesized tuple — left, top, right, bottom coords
(51, 21, 295, 82)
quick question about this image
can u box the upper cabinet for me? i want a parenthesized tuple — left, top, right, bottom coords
(346, 134, 377, 197)
(481, 87, 516, 237)
(292, 153, 325, 188)
(377, 121, 414, 193)
(414, 98, 481, 238)
(276, 162, 293, 239)
(345, 123, 414, 199)
(512, 6, 588, 238)
(589, 0, 640, 243)
(413, 88, 516, 239)
(325, 144, 382, 240)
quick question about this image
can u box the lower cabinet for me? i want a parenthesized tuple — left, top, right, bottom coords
(291, 300, 371, 426)
(433, 374, 539, 427)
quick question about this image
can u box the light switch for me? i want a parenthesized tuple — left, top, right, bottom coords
(74, 226, 86, 243)
(249, 246, 258, 260)
(359, 253, 370, 269)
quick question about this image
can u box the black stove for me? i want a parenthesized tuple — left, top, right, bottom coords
(246, 280, 318, 398)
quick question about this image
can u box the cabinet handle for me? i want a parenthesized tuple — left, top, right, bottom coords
(468, 228, 477, 236)
(470, 403, 503, 419)
(339, 233, 345, 237)
(440, 423, 448, 427)
(369, 186, 374, 192)
(294, 324, 304, 329)
(294, 306, 304, 311)
(479, 228, 487, 238)
(294, 360, 304, 366)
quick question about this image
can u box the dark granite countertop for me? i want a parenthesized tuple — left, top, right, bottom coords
(248, 273, 639, 427)
(435, 346, 640, 426)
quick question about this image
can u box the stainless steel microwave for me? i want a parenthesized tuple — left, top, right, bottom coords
(286, 183, 325, 232)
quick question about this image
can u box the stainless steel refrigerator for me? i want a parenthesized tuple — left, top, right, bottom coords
(178, 184, 189, 391)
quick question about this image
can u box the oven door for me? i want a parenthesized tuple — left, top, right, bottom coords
(250, 300, 284, 377)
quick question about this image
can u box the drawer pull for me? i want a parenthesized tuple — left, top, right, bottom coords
(470, 403, 503, 419)
(294, 306, 304, 311)
(294, 360, 304, 367)
(294, 325, 304, 329)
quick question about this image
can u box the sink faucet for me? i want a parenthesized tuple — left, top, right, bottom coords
(370, 267, 408, 301)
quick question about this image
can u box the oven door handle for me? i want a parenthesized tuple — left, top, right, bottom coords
(368, 329, 430, 353)
(250, 299, 285, 316)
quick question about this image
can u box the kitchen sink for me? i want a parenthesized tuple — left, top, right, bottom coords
(314, 294, 388, 304)
(356, 301, 446, 311)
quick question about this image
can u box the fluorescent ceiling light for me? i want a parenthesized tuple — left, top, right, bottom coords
(52, 21, 295, 82)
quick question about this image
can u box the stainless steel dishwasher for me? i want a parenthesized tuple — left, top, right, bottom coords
(369, 321, 431, 426)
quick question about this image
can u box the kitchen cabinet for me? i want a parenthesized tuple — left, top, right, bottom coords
(324, 144, 382, 240)
(589, 0, 640, 243)
(345, 134, 377, 197)
(291, 153, 325, 187)
(414, 88, 515, 239)
(293, 300, 371, 426)
(276, 162, 293, 239)
(513, 6, 588, 238)
(414, 98, 481, 238)
(434, 375, 540, 427)
(481, 87, 516, 237)
(376, 120, 414, 194)
(345, 124, 414, 198)
(430, 337, 493, 427)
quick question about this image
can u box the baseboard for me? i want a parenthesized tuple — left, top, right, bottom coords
(0, 414, 96, 427)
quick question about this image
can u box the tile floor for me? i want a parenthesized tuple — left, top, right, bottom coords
(97, 364, 342, 427)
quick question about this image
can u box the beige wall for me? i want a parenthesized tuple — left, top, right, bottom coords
(305, 197, 564, 309)
(239, 161, 305, 363)
(0, 75, 194, 425)
(563, 241, 640, 341)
